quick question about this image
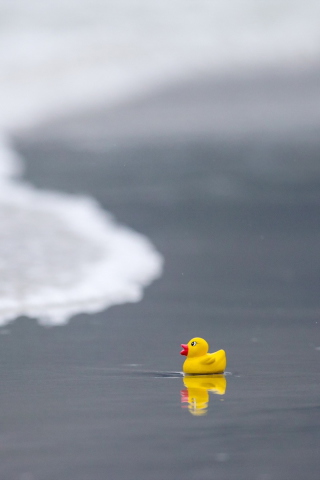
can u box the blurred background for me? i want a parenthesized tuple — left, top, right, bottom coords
(1, 2, 320, 479)
(1, 0, 320, 324)
(1, 0, 320, 130)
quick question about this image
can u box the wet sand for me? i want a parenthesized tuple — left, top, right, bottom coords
(2, 69, 320, 479)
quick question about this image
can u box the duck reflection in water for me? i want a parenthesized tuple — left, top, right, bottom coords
(181, 375, 227, 416)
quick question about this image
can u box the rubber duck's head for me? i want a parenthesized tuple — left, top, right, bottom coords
(180, 337, 209, 358)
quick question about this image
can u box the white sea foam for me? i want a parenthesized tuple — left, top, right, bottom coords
(0, 146, 162, 326)
(0, 1, 319, 325)
(0, 178, 162, 326)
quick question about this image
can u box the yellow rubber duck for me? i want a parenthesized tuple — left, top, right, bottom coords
(180, 337, 226, 374)
(181, 375, 227, 415)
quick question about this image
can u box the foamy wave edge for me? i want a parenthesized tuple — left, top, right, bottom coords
(0, 136, 163, 327)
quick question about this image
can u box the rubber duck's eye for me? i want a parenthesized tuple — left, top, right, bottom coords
(191, 341, 197, 346)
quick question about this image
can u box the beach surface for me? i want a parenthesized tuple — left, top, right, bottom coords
(1, 69, 320, 479)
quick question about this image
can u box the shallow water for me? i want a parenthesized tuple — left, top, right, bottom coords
(1, 66, 319, 478)
(2, 4, 320, 478)
(3, 123, 319, 479)
(0, 319, 319, 480)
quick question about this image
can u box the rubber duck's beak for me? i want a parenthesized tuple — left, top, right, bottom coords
(180, 344, 188, 356)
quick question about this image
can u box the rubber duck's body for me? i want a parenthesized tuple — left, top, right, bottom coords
(180, 337, 226, 374)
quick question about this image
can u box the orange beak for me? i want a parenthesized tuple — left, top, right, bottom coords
(180, 344, 188, 356)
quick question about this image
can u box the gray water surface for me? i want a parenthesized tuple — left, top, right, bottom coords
(4, 70, 320, 479)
